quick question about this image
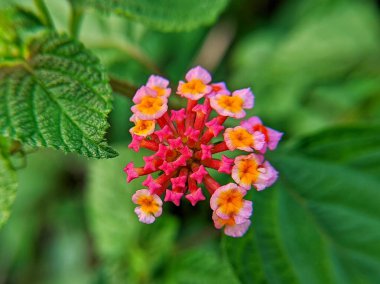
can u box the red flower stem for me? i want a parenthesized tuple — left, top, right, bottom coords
(185, 99, 197, 129)
(200, 130, 215, 144)
(217, 115, 227, 125)
(135, 167, 156, 177)
(162, 112, 177, 134)
(157, 117, 166, 128)
(141, 139, 159, 151)
(155, 171, 177, 195)
(200, 158, 221, 170)
(193, 111, 206, 131)
(204, 175, 220, 195)
(176, 119, 185, 136)
(188, 176, 198, 193)
(211, 141, 228, 153)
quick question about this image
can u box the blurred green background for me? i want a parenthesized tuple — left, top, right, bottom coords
(1, 0, 380, 283)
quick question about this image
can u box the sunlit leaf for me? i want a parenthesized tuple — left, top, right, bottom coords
(0, 33, 117, 158)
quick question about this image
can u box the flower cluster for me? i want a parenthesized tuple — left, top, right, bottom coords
(124, 66, 282, 237)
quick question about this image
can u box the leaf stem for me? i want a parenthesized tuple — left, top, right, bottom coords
(109, 77, 137, 99)
(34, 0, 55, 29)
(69, 3, 84, 39)
(90, 40, 162, 75)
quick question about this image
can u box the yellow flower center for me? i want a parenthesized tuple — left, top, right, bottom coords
(137, 195, 160, 215)
(216, 95, 243, 113)
(219, 215, 237, 226)
(136, 96, 165, 115)
(217, 189, 244, 216)
(180, 79, 207, 94)
(228, 128, 254, 149)
(237, 158, 259, 185)
(131, 119, 155, 136)
(152, 86, 166, 97)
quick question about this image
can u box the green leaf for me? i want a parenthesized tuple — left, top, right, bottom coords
(163, 245, 240, 284)
(0, 33, 117, 158)
(224, 154, 380, 284)
(86, 146, 179, 283)
(296, 125, 380, 175)
(230, 1, 380, 135)
(0, 139, 18, 229)
(87, 0, 229, 32)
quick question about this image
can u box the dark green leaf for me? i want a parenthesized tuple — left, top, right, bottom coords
(0, 33, 117, 158)
(0, 139, 17, 229)
(296, 125, 380, 175)
(87, 0, 229, 32)
(225, 153, 380, 284)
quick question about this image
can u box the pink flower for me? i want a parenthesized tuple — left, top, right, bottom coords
(241, 116, 283, 152)
(177, 66, 212, 100)
(232, 154, 278, 191)
(132, 189, 163, 224)
(124, 66, 281, 237)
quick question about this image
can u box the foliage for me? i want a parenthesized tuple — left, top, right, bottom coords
(0, 138, 17, 229)
(0, 33, 117, 158)
(0, 0, 380, 283)
(88, 0, 229, 32)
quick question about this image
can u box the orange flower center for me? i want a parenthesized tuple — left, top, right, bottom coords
(136, 96, 165, 115)
(180, 79, 207, 94)
(152, 86, 166, 97)
(217, 189, 244, 216)
(137, 195, 160, 215)
(216, 95, 243, 113)
(237, 158, 259, 185)
(228, 128, 254, 149)
(131, 120, 155, 136)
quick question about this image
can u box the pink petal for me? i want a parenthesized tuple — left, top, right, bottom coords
(233, 88, 254, 109)
(190, 165, 208, 184)
(186, 188, 206, 206)
(124, 162, 138, 182)
(185, 66, 212, 84)
(224, 219, 251, 237)
(164, 190, 183, 206)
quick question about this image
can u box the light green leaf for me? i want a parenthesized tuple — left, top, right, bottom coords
(87, 0, 229, 32)
(86, 146, 179, 283)
(0, 33, 117, 158)
(0, 139, 18, 229)
(225, 153, 380, 284)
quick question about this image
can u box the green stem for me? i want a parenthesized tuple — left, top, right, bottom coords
(69, 4, 84, 39)
(90, 40, 162, 75)
(109, 77, 137, 99)
(34, 0, 55, 29)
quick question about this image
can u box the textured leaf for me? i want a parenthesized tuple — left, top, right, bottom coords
(224, 153, 380, 284)
(0, 33, 117, 158)
(88, 0, 229, 32)
(86, 146, 179, 283)
(0, 139, 18, 229)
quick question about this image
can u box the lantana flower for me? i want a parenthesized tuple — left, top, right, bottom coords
(124, 66, 282, 237)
